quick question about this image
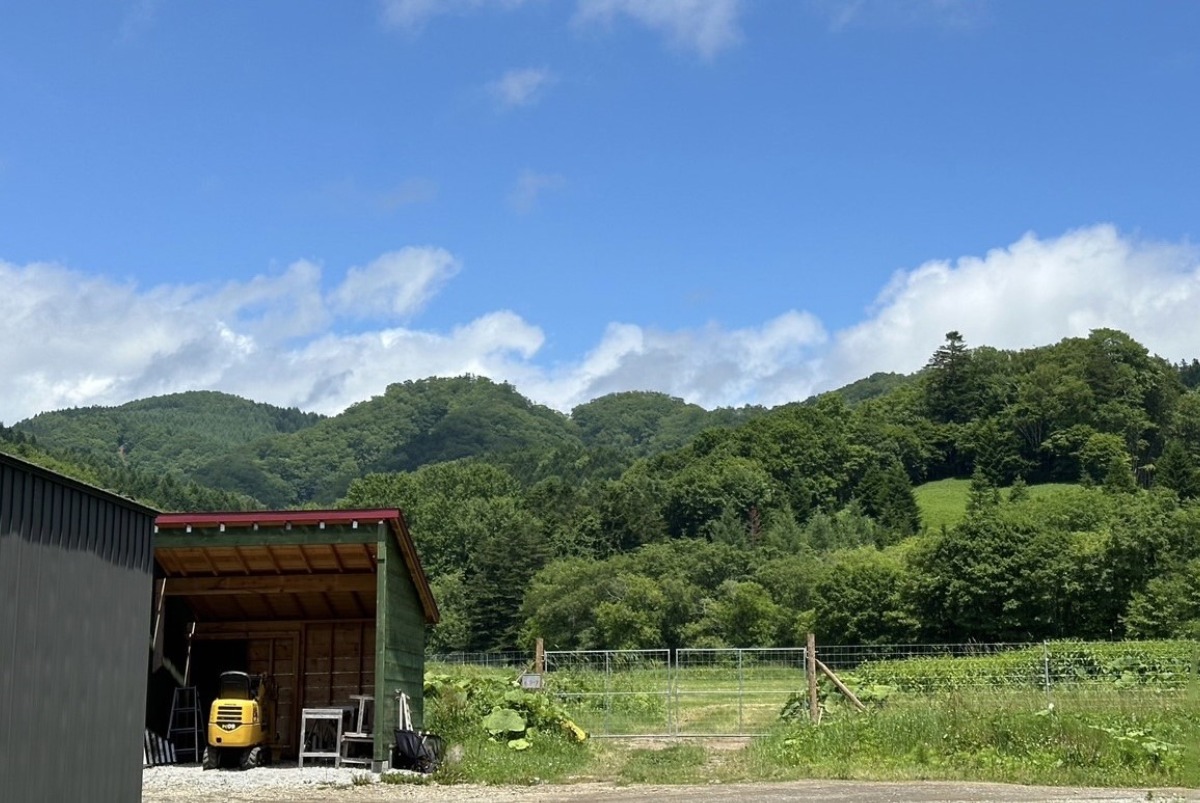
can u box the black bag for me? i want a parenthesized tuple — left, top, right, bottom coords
(392, 729, 445, 773)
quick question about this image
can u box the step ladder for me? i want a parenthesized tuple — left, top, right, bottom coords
(168, 686, 203, 762)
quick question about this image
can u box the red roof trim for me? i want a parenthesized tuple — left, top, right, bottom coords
(155, 508, 401, 529)
(154, 508, 440, 624)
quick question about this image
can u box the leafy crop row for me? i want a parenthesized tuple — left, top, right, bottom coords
(849, 640, 1198, 694)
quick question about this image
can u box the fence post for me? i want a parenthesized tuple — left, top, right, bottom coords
(807, 633, 819, 724)
(604, 650, 611, 736)
(1042, 641, 1052, 707)
(670, 649, 679, 739)
(737, 648, 745, 733)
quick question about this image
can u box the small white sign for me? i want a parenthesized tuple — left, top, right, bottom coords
(519, 673, 543, 689)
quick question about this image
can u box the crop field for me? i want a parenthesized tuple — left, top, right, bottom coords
(425, 640, 1199, 788)
(542, 653, 809, 737)
(440, 641, 1200, 739)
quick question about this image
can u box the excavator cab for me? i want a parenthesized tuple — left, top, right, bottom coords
(202, 671, 275, 770)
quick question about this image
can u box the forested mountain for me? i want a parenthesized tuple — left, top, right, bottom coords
(0, 420, 258, 512)
(6, 328, 1200, 650)
(18, 391, 323, 478)
(571, 391, 765, 455)
(9, 377, 755, 508)
(337, 329, 1200, 651)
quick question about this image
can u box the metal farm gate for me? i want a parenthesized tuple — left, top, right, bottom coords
(523, 641, 1199, 739)
(543, 648, 809, 737)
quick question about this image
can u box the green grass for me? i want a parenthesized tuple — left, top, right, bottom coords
(617, 744, 708, 784)
(421, 643, 1199, 789)
(914, 479, 1077, 532)
(430, 730, 594, 785)
(744, 693, 1198, 787)
(416, 694, 1199, 789)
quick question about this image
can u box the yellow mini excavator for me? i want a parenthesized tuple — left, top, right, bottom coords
(202, 671, 276, 770)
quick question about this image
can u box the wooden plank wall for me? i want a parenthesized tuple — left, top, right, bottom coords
(195, 619, 375, 759)
(246, 634, 298, 755)
(301, 622, 376, 710)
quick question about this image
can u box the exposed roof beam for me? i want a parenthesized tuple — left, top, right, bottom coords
(164, 573, 377, 596)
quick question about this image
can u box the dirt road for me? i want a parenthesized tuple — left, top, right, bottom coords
(142, 766, 1198, 803)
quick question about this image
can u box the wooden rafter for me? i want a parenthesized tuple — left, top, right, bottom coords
(264, 544, 284, 574)
(297, 545, 316, 574)
(328, 544, 346, 572)
(163, 573, 377, 596)
(199, 548, 221, 577)
(232, 545, 252, 575)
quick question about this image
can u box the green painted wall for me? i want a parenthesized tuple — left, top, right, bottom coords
(373, 523, 427, 763)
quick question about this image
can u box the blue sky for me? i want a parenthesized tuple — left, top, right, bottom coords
(2, 1, 1199, 422)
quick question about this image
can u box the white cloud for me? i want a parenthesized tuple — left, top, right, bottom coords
(489, 68, 555, 108)
(508, 170, 566, 213)
(3, 225, 1199, 425)
(822, 225, 1200, 391)
(575, 0, 744, 58)
(0, 254, 538, 421)
(331, 247, 460, 320)
(521, 312, 829, 412)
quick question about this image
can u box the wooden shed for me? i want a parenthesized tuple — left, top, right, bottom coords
(153, 509, 438, 767)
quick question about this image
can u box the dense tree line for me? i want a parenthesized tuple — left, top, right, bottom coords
(333, 330, 1200, 650)
(12, 328, 1200, 648)
(0, 425, 257, 513)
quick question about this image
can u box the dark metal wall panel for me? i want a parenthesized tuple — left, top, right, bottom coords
(0, 455, 156, 803)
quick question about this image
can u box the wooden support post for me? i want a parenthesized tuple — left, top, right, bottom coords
(816, 659, 867, 712)
(806, 632, 818, 724)
(183, 621, 196, 687)
(535, 638, 545, 675)
(151, 577, 167, 671)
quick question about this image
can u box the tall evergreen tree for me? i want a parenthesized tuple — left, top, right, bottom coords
(856, 460, 922, 543)
(1155, 441, 1200, 499)
(924, 331, 974, 423)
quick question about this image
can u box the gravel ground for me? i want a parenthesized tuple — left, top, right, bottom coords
(142, 766, 1200, 803)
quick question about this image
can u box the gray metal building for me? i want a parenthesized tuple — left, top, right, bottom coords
(0, 452, 157, 802)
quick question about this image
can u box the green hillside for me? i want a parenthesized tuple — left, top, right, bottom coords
(183, 376, 582, 506)
(915, 478, 1079, 533)
(13, 378, 761, 509)
(18, 390, 322, 477)
(571, 391, 764, 455)
(8, 329, 1200, 653)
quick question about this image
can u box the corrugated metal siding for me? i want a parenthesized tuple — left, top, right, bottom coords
(0, 454, 155, 803)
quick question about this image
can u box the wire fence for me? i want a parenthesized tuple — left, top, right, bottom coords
(672, 648, 808, 736)
(544, 650, 674, 737)
(427, 651, 530, 669)
(814, 641, 1196, 715)
(433, 640, 1199, 737)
